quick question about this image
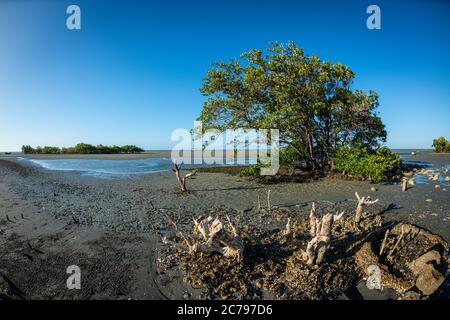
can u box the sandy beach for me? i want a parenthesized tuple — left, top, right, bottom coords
(0, 151, 449, 299)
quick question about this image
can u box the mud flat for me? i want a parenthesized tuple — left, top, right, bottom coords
(0, 151, 449, 300)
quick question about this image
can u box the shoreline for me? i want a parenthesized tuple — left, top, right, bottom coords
(8, 151, 173, 160)
(2, 148, 446, 161)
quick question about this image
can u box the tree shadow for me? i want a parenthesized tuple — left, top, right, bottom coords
(192, 186, 264, 192)
(378, 203, 403, 216)
(0, 272, 26, 299)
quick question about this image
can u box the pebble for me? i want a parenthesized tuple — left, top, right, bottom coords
(183, 292, 191, 299)
(370, 187, 377, 192)
(435, 185, 441, 189)
(425, 198, 433, 203)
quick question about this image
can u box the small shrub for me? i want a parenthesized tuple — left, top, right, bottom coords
(432, 137, 450, 153)
(332, 145, 401, 182)
(41, 146, 61, 154)
(279, 145, 302, 165)
(21, 145, 34, 154)
(239, 164, 262, 177)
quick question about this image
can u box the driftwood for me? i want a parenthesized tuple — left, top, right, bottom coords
(283, 218, 292, 238)
(172, 163, 198, 192)
(255, 189, 273, 213)
(303, 202, 345, 266)
(402, 178, 408, 192)
(379, 229, 390, 256)
(163, 215, 244, 262)
(256, 195, 261, 212)
(354, 192, 379, 224)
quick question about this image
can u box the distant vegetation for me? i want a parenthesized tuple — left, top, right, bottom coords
(21, 143, 144, 155)
(198, 41, 400, 181)
(432, 137, 450, 153)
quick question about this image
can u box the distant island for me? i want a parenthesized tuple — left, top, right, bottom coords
(21, 143, 144, 155)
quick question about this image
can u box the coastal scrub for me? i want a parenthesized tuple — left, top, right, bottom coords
(432, 137, 450, 153)
(332, 145, 402, 182)
(21, 143, 144, 155)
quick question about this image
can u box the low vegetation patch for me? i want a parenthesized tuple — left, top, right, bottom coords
(432, 137, 450, 153)
(21, 143, 144, 155)
(197, 166, 244, 175)
(332, 145, 402, 182)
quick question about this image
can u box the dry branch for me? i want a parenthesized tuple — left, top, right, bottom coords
(379, 229, 390, 256)
(402, 178, 408, 192)
(283, 218, 292, 237)
(172, 163, 198, 192)
(354, 192, 379, 224)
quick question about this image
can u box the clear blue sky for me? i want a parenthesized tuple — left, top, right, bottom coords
(0, 0, 449, 151)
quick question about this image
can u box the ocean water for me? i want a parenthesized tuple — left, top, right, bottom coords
(19, 157, 256, 178)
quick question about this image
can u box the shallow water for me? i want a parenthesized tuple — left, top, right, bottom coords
(402, 160, 432, 167)
(19, 157, 255, 178)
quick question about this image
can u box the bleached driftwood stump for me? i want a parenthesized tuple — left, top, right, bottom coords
(255, 189, 273, 213)
(193, 216, 244, 261)
(172, 163, 198, 192)
(303, 202, 344, 266)
(402, 178, 408, 192)
(354, 192, 379, 224)
(163, 215, 244, 262)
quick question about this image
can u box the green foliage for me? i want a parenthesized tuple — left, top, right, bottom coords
(238, 158, 272, 177)
(41, 146, 61, 154)
(121, 145, 144, 153)
(280, 146, 298, 165)
(432, 137, 450, 153)
(239, 145, 300, 177)
(332, 145, 401, 182)
(72, 143, 97, 154)
(198, 41, 387, 170)
(21, 143, 144, 155)
(21, 145, 34, 154)
(239, 164, 261, 177)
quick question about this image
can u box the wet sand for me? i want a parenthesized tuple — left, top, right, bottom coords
(0, 151, 449, 299)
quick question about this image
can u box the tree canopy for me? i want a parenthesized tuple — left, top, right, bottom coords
(198, 42, 386, 170)
(432, 137, 450, 153)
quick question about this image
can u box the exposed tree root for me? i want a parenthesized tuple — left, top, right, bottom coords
(158, 193, 449, 300)
(162, 215, 244, 262)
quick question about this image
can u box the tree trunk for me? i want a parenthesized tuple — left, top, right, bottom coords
(172, 163, 197, 192)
